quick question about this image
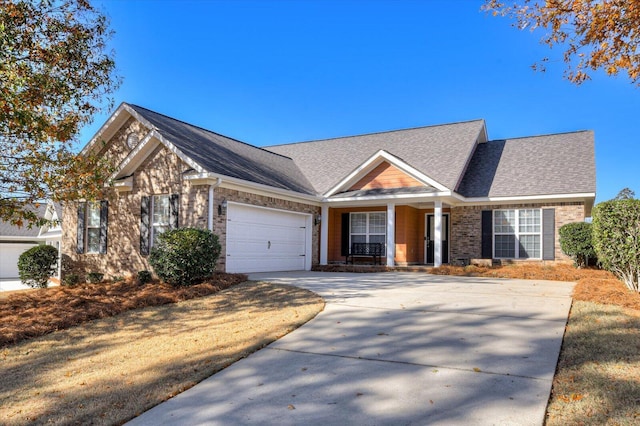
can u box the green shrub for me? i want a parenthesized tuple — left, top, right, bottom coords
(137, 270, 152, 284)
(149, 228, 221, 286)
(63, 273, 80, 286)
(18, 245, 59, 288)
(87, 272, 104, 283)
(592, 199, 640, 292)
(559, 222, 596, 267)
(111, 275, 125, 283)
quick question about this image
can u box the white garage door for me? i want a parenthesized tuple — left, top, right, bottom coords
(0, 243, 38, 279)
(226, 203, 311, 273)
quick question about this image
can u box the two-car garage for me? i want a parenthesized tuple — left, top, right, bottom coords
(225, 203, 313, 274)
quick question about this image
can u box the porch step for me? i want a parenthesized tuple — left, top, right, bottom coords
(313, 265, 434, 273)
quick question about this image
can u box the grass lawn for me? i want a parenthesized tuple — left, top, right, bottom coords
(0, 278, 324, 425)
(433, 263, 640, 425)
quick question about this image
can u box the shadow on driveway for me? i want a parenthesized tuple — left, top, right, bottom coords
(128, 271, 574, 426)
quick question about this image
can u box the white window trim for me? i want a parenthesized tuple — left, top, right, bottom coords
(151, 194, 170, 247)
(493, 209, 542, 259)
(349, 211, 387, 256)
(85, 202, 101, 254)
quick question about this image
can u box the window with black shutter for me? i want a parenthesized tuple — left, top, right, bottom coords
(141, 194, 179, 254)
(76, 201, 108, 254)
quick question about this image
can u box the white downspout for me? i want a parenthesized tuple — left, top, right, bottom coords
(208, 178, 222, 231)
(386, 202, 395, 267)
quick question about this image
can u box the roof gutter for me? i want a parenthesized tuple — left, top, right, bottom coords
(450, 192, 596, 204)
(184, 172, 322, 205)
(324, 190, 453, 203)
(449, 191, 597, 215)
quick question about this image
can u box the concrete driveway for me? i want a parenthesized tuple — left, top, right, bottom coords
(128, 272, 574, 426)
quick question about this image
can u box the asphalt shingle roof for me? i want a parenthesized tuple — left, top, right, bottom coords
(266, 120, 487, 194)
(457, 131, 596, 198)
(128, 104, 316, 195)
(121, 104, 595, 200)
(0, 204, 50, 238)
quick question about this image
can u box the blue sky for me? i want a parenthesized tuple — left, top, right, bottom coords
(85, 0, 639, 203)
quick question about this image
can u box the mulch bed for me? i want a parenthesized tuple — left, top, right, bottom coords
(0, 273, 247, 347)
(573, 277, 640, 311)
(430, 263, 615, 281)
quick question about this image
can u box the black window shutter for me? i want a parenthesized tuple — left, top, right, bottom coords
(542, 209, 555, 260)
(341, 213, 350, 256)
(140, 196, 150, 255)
(170, 193, 179, 230)
(99, 200, 108, 254)
(481, 210, 493, 259)
(76, 202, 86, 254)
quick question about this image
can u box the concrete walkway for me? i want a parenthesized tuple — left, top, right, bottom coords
(127, 272, 574, 426)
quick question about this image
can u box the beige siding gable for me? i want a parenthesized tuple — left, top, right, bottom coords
(349, 161, 427, 191)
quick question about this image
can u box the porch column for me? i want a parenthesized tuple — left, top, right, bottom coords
(434, 200, 442, 267)
(207, 184, 214, 231)
(320, 204, 329, 265)
(386, 202, 395, 267)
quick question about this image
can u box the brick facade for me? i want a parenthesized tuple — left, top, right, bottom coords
(62, 120, 320, 279)
(450, 202, 585, 263)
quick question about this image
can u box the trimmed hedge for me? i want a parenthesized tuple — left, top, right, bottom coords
(149, 228, 221, 286)
(559, 222, 595, 267)
(18, 244, 59, 288)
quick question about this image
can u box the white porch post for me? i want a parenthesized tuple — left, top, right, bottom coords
(434, 200, 442, 267)
(207, 184, 214, 231)
(320, 204, 329, 265)
(386, 203, 395, 267)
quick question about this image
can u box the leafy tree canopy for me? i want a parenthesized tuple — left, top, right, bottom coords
(615, 187, 636, 200)
(0, 0, 120, 226)
(483, 0, 640, 86)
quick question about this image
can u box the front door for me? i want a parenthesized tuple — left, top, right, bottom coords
(426, 214, 449, 264)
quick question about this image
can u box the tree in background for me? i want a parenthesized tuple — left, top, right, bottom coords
(0, 0, 120, 226)
(615, 187, 636, 200)
(559, 221, 595, 268)
(592, 198, 640, 292)
(483, 1, 640, 86)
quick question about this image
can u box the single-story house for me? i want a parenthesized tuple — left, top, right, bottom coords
(61, 103, 595, 276)
(0, 201, 62, 290)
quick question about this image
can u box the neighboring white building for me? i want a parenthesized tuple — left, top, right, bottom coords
(0, 202, 62, 291)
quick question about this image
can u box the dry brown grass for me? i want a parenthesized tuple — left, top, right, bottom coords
(0, 281, 324, 425)
(0, 274, 248, 347)
(545, 301, 640, 425)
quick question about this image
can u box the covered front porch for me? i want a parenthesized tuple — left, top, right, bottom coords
(319, 199, 452, 267)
